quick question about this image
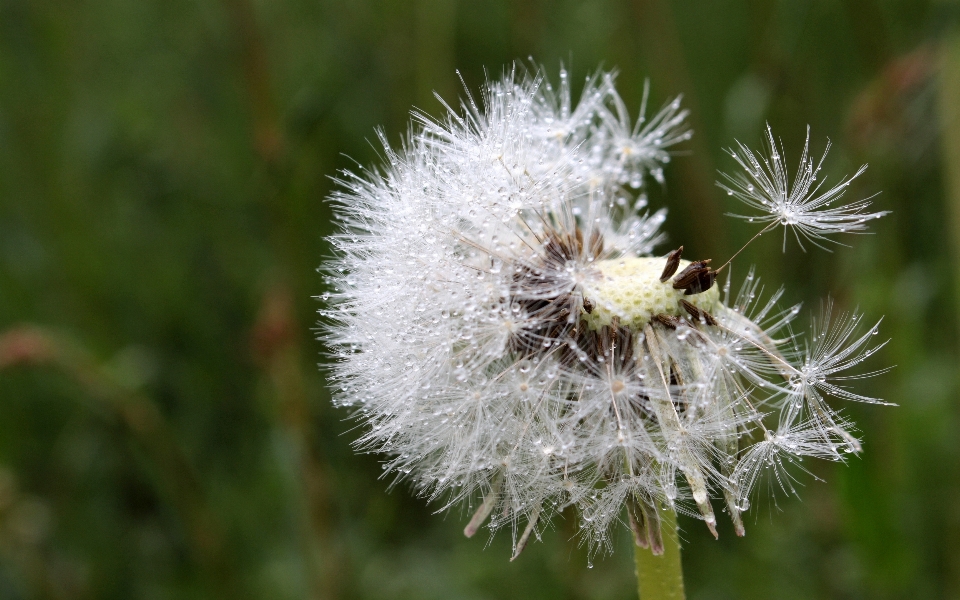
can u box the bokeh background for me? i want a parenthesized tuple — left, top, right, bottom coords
(2, 0, 960, 598)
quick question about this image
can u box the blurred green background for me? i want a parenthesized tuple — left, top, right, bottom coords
(2, 0, 960, 598)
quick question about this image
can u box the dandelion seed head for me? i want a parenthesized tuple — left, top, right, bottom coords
(321, 65, 889, 558)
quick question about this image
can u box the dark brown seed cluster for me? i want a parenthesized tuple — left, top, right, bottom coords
(673, 260, 716, 295)
(569, 317, 636, 370)
(660, 245, 719, 295)
(680, 298, 717, 326)
(507, 226, 604, 357)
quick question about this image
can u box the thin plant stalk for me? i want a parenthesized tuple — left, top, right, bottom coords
(634, 507, 686, 600)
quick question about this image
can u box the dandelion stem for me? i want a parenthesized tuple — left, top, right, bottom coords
(634, 506, 686, 600)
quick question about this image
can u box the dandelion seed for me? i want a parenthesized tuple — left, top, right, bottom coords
(718, 124, 889, 251)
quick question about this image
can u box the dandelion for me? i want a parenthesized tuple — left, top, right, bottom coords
(321, 66, 888, 598)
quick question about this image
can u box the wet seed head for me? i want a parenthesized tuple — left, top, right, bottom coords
(322, 65, 889, 559)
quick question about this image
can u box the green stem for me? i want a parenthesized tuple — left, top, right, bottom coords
(634, 508, 686, 600)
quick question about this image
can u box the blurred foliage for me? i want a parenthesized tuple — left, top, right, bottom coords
(1, 0, 960, 598)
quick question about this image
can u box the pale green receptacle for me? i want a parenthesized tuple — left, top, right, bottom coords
(582, 257, 720, 330)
